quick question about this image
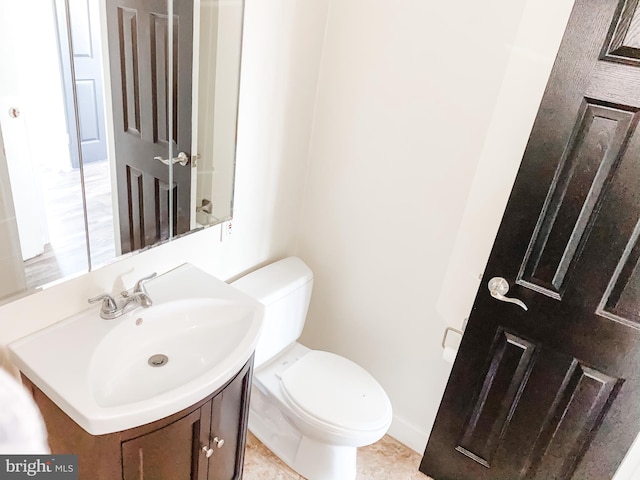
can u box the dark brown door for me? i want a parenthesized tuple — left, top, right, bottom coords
(420, 1, 640, 479)
(106, 0, 192, 254)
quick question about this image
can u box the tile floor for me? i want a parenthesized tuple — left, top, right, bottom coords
(243, 432, 432, 479)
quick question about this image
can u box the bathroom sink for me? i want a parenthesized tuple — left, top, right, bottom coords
(8, 264, 263, 435)
(91, 298, 253, 408)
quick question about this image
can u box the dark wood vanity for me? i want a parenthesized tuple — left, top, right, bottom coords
(21, 358, 253, 480)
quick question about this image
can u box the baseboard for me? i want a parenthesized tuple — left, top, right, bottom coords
(387, 414, 430, 455)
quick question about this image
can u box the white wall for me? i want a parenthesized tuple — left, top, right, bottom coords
(296, 0, 574, 453)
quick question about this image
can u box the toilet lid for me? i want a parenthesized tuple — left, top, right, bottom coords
(280, 350, 392, 432)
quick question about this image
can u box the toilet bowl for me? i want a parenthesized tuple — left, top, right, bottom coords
(231, 257, 392, 480)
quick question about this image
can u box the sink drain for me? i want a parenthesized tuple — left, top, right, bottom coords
(148, 354, 169, 367)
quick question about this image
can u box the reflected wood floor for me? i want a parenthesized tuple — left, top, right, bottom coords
(243, 432, 432, 480)
(23, 161, 116, 288)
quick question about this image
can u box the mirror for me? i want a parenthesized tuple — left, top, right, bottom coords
(0, 0, 243, 305)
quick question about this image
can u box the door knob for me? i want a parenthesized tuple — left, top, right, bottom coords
(201, 445, 214, 458)
(213, 436, 224, 448)
(488, 277, 528, 311)
(154, 151, 190, 166)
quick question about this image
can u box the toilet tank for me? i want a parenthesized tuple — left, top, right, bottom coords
(231, 257, 313, 368)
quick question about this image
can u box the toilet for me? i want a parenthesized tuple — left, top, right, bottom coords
(231, 257, 392, 480)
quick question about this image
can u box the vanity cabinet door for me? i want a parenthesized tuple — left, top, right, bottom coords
(122, 408, 208, 480)
(206, 360, 252, 480)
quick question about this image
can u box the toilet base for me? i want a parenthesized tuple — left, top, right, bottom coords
(293, 436, 357, 480)
(247, 342, 390, 480)
(248, 390, 358, 480)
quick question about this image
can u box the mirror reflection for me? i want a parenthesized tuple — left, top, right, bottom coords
(0, 0, 243, 305)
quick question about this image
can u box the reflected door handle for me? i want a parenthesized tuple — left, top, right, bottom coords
(154, 151, 190, 166)
(488, 277, 528, 311)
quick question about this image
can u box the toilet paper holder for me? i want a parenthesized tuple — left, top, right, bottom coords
(441, 326, 464, 349)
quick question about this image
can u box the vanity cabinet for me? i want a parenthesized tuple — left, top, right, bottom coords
(22, 358, 253, 480)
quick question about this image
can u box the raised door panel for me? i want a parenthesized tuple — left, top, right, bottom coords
(68, 0, 108, 164)
(116, 6, 141, 137)
(455, 330, 537, 468)
(449, 329, 623, 480)
(518, 101, 638, 298)
(603, 0, 640, 65)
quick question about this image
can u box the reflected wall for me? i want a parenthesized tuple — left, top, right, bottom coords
(0, 0, 244, 305)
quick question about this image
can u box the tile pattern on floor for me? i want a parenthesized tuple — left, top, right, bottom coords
(243, 432, 433, 479)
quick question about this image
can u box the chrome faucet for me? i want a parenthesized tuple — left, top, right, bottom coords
(88, 272, 157, 320)
(121, 272, 156, 306)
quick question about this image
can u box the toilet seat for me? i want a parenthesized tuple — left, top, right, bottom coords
(279, 350, 392, 434)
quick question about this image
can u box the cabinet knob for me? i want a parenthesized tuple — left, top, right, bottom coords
(201, 445, 214, 458)
(213, 436, 225, 448)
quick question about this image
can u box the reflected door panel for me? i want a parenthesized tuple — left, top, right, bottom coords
(106, 0, 192, 254)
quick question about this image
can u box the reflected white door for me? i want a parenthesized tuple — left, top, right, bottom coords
(0, 97, 47, 261)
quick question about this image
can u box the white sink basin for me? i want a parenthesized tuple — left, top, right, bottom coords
(9, 264, 263, 435)
(91, 298, 253, 408)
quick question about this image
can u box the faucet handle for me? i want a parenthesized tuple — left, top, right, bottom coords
(88, 294, 118, 313)
(133, 272, 157, 294)
(121, 272, 158, 298)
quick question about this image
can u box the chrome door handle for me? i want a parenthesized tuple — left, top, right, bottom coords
(154, 151, 190, 166)
(488, 277, 528, 311)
